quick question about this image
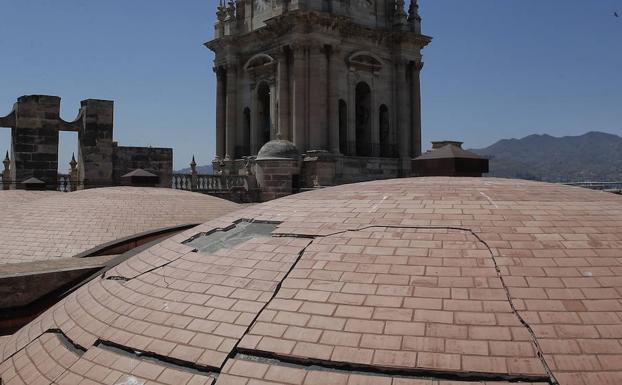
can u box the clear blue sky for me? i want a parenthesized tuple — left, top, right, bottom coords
(1, 0, 620, 171)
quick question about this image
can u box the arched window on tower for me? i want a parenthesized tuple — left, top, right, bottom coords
(379, 105, 393, 157)
(355, 82, 372, 157)
(339, 100, 348, 155)
(257, 82, 271, 147)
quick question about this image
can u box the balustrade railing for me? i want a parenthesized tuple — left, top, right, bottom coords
(57, 174, 71, 192)
(171, 173, 249, 192)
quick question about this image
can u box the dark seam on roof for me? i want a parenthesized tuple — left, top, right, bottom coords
(74, 223, 200, 259)
(469, 230, 560, 385)
(47, 328, 87, 354)
(218, 236, 315, 370)
(45, 330, 87, 385)
(226, 225, 559, 385)
(234, 350, 552, 384)
(104, 275, 130, 282)
(0, 329, 86, 385)
(95, 339, 219, 379)
(2, 225, 560, 384)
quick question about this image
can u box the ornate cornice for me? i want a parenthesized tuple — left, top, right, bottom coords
(205, 10, 432, 54)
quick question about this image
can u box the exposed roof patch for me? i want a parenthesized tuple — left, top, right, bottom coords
(184, 220, 280, 255)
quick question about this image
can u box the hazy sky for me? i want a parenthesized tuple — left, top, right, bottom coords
(0, 0, 621, 171)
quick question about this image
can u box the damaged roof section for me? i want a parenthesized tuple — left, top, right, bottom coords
(184, 220, 280, 255)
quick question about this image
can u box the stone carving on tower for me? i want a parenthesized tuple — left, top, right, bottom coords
(206, 0, 431, 177)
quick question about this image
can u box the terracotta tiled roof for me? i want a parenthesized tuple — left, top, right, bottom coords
(0, 187, 240, 264)
(0, 190, 59, 209)
(1, 177, 621, 385)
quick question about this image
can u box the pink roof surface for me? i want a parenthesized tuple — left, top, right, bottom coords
(0, 187, 240, 264)
(0, 190, 59, 209)
(2, 177, 622, 385)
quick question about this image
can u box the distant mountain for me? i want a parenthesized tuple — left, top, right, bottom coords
(175, 164, 213, 174)
(472, 131, 622, 182)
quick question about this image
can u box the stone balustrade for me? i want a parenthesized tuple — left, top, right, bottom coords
(171, 173, 249, 193)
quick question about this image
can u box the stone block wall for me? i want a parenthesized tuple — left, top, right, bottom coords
(335, 156, 400, 184)
(11, 95, 61, 188)
(79, 99, 114, 187)
(113, 145, 173, 188)
(0, 95, 175, 190)
(255, 159, 301, 202)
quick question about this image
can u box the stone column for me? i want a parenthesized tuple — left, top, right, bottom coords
(250, 85, 259, 154)
(370, 76, 380, 157)
(396, 59, 412, 175)
(411, 60, 424, 157)
(292, 44, 307, 152)
(347, 72, 357, 156)
(396, 59, 411, 159)
(277, 49, 290, 141)
(215, 66, 227, 159)
(270, 82, 277, 141)
(225, 62, 238, 160)
(328, 46, 341, 154)
(308, 43, 328, 150)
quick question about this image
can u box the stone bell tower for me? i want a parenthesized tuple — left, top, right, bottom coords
(206, 0, 431, 177)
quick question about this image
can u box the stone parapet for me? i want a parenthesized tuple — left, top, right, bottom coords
(336, 156, 401, 184)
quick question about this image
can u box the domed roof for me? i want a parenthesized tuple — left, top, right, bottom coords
(3, 178, 622, 385)
(0, 186, 240, 264)
(256, 139, 301, 161)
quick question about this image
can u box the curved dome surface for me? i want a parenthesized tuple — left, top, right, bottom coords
(257, 140, 301, 161)
(0, 190, 59, 209)
(1, 178, 622, 385)
(0, 187, 240, 264)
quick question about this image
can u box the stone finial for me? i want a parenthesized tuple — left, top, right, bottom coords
(3, 151, 10, 171)
(394, 0, 408, 26)
(408, 0, 420, 18)
(215, 0, 227, 37)
(217, 0, 227, 22)
(190, 155, 198, 191)
(408, 0, 422, 33)
(69, 153, 77, 171)
(2, 151, 11, 190)
(226, 0, 236, 20)
(69, 153, 79, 192)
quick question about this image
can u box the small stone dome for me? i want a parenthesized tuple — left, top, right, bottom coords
(256, 139, 301, 161)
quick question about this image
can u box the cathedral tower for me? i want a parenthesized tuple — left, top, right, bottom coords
(206, 0, 431, 176)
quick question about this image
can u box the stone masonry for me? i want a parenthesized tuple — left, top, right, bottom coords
(206, 0, 431, 179)
(113, 145, 173, 188)
(78, 99, 115, 187)
(0, 95, 173, 189)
